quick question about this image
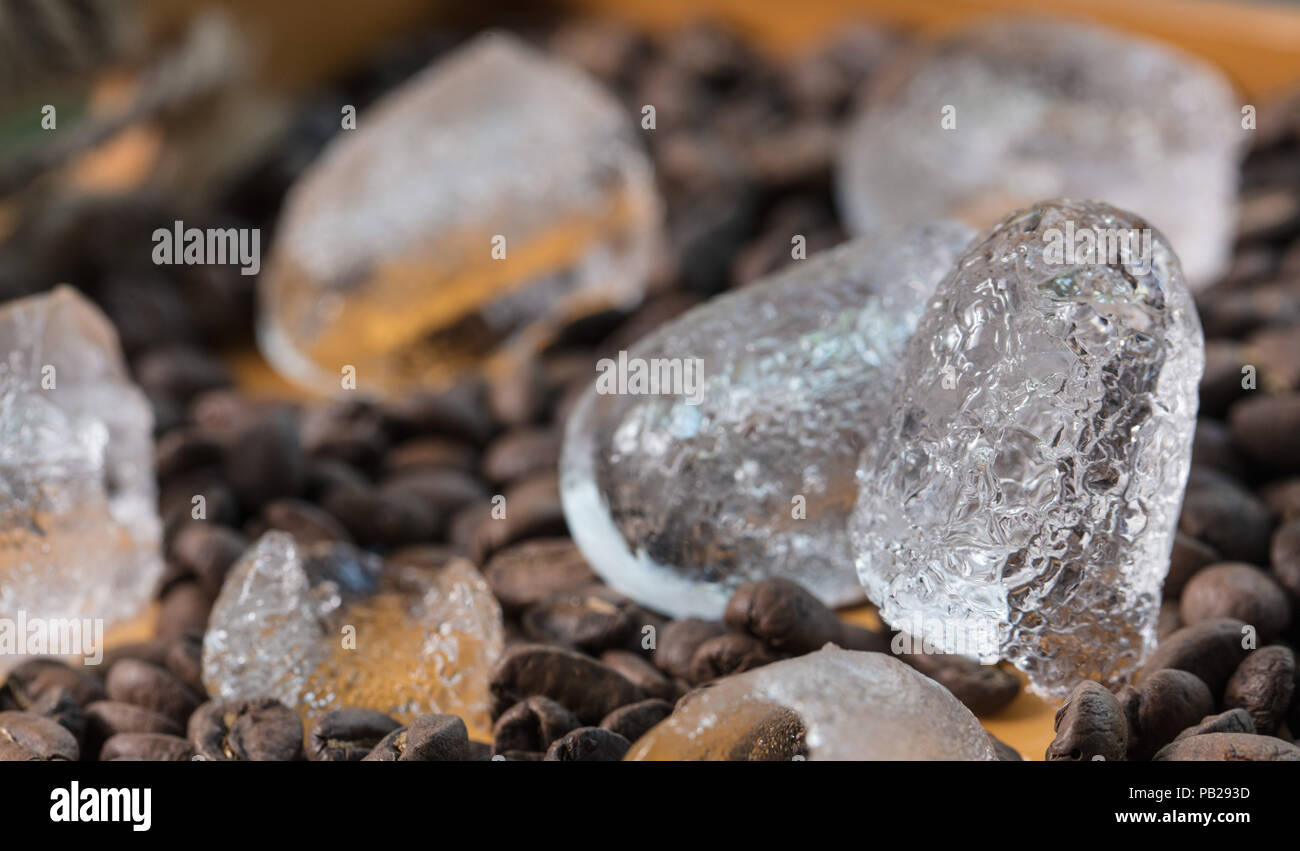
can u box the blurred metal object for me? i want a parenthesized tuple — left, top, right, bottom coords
(0, 8, 246, 197)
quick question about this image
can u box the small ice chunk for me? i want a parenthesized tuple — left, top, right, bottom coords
(625, 647, 998, 760)
(560, 223, 975, 619)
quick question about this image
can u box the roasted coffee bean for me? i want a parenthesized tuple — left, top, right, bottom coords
(897, 650, 1022, 717)
(544, 727, 631, 761)
(1164, 532, 1220, 599)
(600, 698, 672, 744)
(522, 587, 638, 652)
(492, 696, 580, 755)
(304, 458, 371, 502)
(160, 471, 239, 531)
(156, 580, 213, 640)
(988, 733, 1023, 761)
(1223, 645, 1296, 735)
(386, 544, 460, 569)
(500, 749, 545, 761)
(0, 711, 78, 760)
(1178, 468, 1272, 564)
(1124, 669, 1215, 760)
(1174, 708, 1256, 740)
(723, 578, 842, 654)
(490, 644, 645, 724)
(362, 714, 469, 761)
(1179, 563, 1291, 640)
(168, 521, 248, 593)
(482, 538, 598, 614)
(0, 658, 105, 708)
(471, 472, 567, 562)
(384, 437, 478, 475)
(155, 427, 225, 481)
(465, 740, 492, 761)
(105, 659, 203, 726)
(486, 362, 547, 428)
(1199, 344, 1250, 417)
(688, 633, 776, 684)
(837, 623, 891, 653)
(1154, 732, 1300, 761)
(262, 498, 352, 545)
(1046, 681, 1128, 762)
(309, 708, 402, 761)
(599, 650, 677, 701)
(299, 402, 388, 470)
(224, 408, 306, 510)
(100, 733, 195, 761)
(1270, 517, 1300, 604)
(27, 686, 86, 746)
(135, 345, 230, 402)
(322, 484, 439, 547)
(379, 382, 497, 445)
(1140, 618, 1251, 696)
(164, 633, 204, 693)
(101, 640, 173, 671)
(1190, 417, 1249, 480)
(85, 701, 183, 756)
(481, 428, 560, 484)
(189, 698, 304, 761)
(1229, 393, 1300, 472)
(381, 467, 487, 515)
(653, 619, 729, 680)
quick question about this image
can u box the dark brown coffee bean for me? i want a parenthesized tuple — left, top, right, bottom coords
(1174, 708, 1255, 740)
(522, 588, 638, 652)
(1190, 417, 1249, 480)
(188, 389, 261, 436)
(481, 428, 560, 484)
(362, 714, 469, 761)
(160, 471, 239, 531)
(723, 578, 841, 654)
(384, 437, 478, 475)
(653, 619, 728, 680)
(262, 498, 352, 545)
(156, 580, 213, 640)
(471, 472, 567, 562)
(896, 649, 1022, 717)
(1270, 517, 1300, 605)
(85, 701, 183, 756)
(135, 345, 230, 402)
(379, 381, 497, 445)
(482, 538, 597, 614)
(837, 623, 892, 653)
(465, 740, 492, 761)
(0, 738, 38, 760)
(490, 644, 645, 724)
(599, 698, 672, 744)
(1178, 468, 1272, 564)
(1229, 393, 1300, 472)
(988, 733, 1022, 761)
(322, 484, 439, 547)
(599, 650, 677, 701)
(1125, 669, 1215, 760)
(1140, 618, 1251, 696)
(224, 408, 305, 510)
(189, 698, 303, 761)
(168, 521, 247, 594)
(1154, 732, 1300, 761)
(0, 711, 78, 760)
(544, 727, 630, 761)
(1165, 532, 1220, 599)
(381, 467, 487, 514)
(491, 696, 580, 755)
(500, 749, 545, 761)
(155, 427, 225, 481)
(0, 658, 105, 707)
(1046, 681, 1128, 761)
(303, 458, 370, 502)
(100, 733, 195, 761)
(688, 633, 776, 684)
(164, 634, 204, 693)
(299, 402, 388, 470)
(386, 544, 460, 569)
(1179, 563, 1291, 641)
(1223, 645, 1296, 735)
(308, 708, 402, 761)
(101, 640, 172, 671)
(1199, 344, 1250, 417)
(105, 659, 202, 726)
(486, 361, 546, 427)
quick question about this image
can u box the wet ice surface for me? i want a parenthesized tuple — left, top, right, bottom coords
(202, 532, 504, 736)
(853, 200, 1204, 697)
(0, 286, 160, 673)
(626, 647, 997, 760)
(259, 30, 662, 398)
(560, 223, 975, 619)
(836, 17, 1246, 288)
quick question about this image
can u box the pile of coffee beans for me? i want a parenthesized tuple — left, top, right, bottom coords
(2, 18, 1300, 760)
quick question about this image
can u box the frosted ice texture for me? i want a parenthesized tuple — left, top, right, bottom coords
(836, 17, 1246, 288)
(852, 200, 1204, 697)
(625, 647, 998, 760)
(202, 532, 505, 736)
(258, 30, 662, 397)
(0, 286, 160, 673)
(560, 224, 975, 619)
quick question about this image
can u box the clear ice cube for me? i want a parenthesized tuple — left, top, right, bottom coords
(836, 17, 1247, 288)
(560, 223, 974, 619)
(0, 286, 161, 673)
(852, 200, 1204, 697)
(258, 31, 663, 398)
(625, 646, 998, 760)
(201, 531, 505, 737)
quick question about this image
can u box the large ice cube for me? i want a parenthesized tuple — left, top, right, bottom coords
(560, 223, 974, 619)
(0, 286, 161, 673)
(259, 31, 663, 398)
(852, 200, 1204, 697)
